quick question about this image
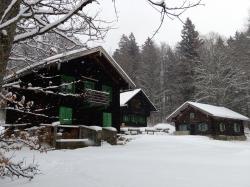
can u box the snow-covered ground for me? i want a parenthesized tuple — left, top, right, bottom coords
(1, 135, 250, 187)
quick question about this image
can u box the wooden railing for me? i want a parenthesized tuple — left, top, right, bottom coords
(84, 89, 110, 106)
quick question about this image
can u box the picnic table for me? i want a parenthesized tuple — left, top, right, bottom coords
(145, 128, 156, 134)
(155, 128, 170, 133)
(127, 128, 141, 135)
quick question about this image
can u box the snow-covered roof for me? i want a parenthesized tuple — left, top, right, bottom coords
(120, 89, 141, 106)
(4, 46, 135, 88)
(120, 89, 157, 111)
(166, 101, 249, 121)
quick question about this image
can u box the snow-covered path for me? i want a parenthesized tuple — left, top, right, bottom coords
(2, 135, 250, 187)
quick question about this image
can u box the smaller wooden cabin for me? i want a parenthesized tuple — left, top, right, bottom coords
(166, 101, 249, 140)
(120, 89, 157, 127)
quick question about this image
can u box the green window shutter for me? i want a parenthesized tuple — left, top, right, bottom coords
(61, 75, 75, 93)
(102, 85, 112, 101)
(136, 116, 140, 124)
(126, 115, 130, 123)
(123, 115, 130, 123)
(139, 116, 146, 124)
(131, 115, 136, 123)
(134, 116, 137, 123)
(123, 115, 126, 122)
(103, 112, 112, 127)
(59, 106, 73, 125)
(134, 115, 138, 124)
(137, 116, 141, 124)
(84, 80, 95, 90)
(139, 116, 142, 124)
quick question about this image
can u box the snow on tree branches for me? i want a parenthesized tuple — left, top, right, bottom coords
(0, 127, 48, 180)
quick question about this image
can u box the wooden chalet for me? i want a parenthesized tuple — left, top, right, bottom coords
(120, 89, 157, 127)
(3, 46, 135, 131)
(166, 101, 249, 140)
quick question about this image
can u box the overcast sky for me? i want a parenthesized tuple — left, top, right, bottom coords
(88, 0, 250, 53)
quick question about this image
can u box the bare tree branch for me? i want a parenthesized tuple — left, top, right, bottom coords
(147, 0, 203, 39)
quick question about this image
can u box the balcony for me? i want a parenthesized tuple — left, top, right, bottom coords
(83, 89, 110, 106)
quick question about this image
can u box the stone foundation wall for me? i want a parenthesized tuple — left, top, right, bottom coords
(212, 135, 247, 141)
(102, 127, 117, 145)
(174, 131, 190, 135)
(56, 139, 89, 149)
(79, 126, 102, 146)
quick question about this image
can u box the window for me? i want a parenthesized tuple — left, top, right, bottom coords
(102, 85, 112, 101)
(123, 115, 130, 123)
(61, 75, 75, 93)
(131, 115, 136, 123)
(219, 123, 226, 132)
(103, 112, 112, 127)
(84, 80, 95, 90)
(233, 123, 241, 133)
(179, 124, 188, 131)
(190, 113, 195, 120)
(123, 115, 146, 125)
(198, 123, 208, 132)
(59, 106, 73, 125)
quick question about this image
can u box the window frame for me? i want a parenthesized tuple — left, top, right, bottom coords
(219, 123, 226, 132)
(233, 123, 241, 133)
(102, 85, 113, 102)
(179, 124, 188, 131)
(198, 123, 208, 132)
(84, 80, 95, 90)
(61, 75, 75, 94)
(190, 112, 195, 120)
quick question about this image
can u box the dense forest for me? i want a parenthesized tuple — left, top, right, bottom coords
(113, 17, 250, 124)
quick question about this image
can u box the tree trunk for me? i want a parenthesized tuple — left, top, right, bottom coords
(0, 0, 21, 88)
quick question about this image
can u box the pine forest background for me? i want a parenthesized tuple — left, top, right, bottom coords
(7, 17, 250, 125)
(113, 18, 250, 124)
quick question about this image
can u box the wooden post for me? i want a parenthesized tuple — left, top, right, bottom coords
(53, 125, 58, 148)
(79, 126, 82, 139)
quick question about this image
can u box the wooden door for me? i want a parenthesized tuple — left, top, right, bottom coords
(103, 112, 112, 127)
(59, 106, 73, 125)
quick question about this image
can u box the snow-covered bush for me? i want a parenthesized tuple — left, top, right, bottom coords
(0, 128, 47, 180)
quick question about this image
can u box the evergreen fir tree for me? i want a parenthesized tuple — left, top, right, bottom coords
(113, 33, 140, 84)
(138, 38, 161, 123)
(139, 38, 161, 103)
(176, 18, 202, 102)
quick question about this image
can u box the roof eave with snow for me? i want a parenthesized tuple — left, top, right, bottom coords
(166, 101, 250, 122)
(120, 89, 157, 111)
(4, 46, 136, 88)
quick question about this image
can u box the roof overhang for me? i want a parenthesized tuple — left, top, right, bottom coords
(4, 46, 136, 88)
